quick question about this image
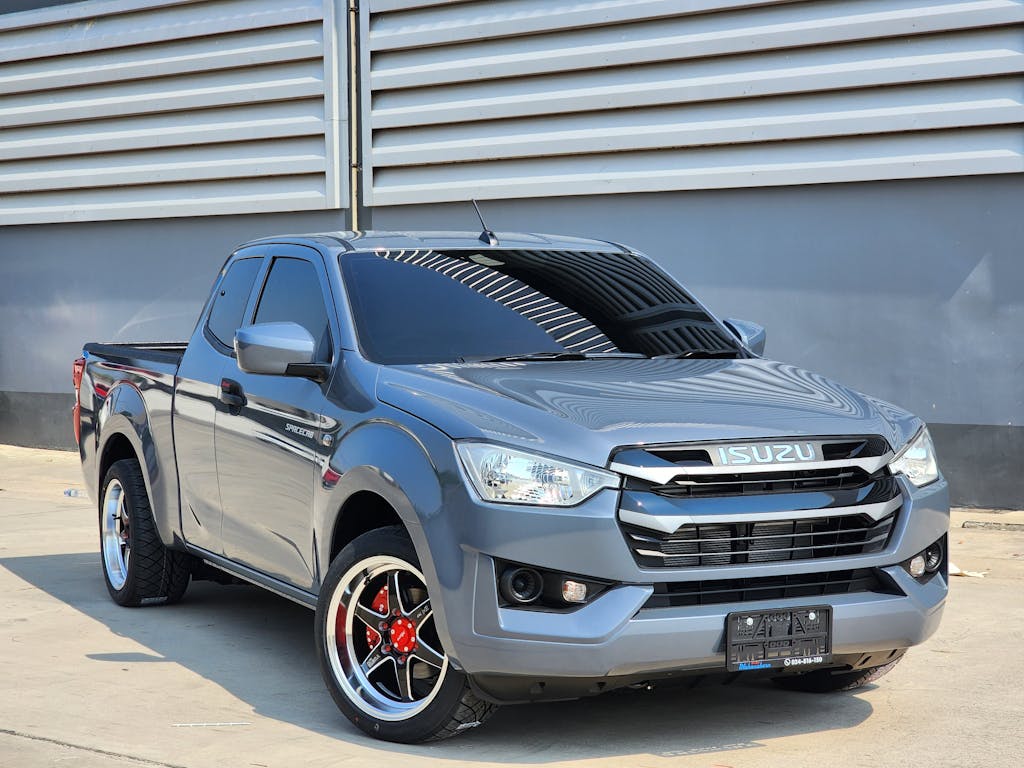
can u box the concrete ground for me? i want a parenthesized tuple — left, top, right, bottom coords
(1, 444, 1022, 768)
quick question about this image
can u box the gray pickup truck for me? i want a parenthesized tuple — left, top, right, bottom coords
(75, 230, 948, 743)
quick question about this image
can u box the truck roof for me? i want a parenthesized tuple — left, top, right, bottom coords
(239, 230, 627, 254)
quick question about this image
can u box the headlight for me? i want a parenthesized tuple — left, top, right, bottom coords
(456, 443, 619, 506)
(888, 427, 939, 487)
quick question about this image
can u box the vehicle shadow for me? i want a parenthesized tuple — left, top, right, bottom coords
(3, 551, 874, 762)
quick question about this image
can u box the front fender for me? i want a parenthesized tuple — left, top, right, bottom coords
(315, 416, 467, 662)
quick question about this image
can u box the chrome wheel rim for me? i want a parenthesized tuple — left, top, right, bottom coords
(101, 480, 130, 590)
(325, 556, 449, 721)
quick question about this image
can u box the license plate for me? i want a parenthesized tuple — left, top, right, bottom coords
(726, 606, 831, 672)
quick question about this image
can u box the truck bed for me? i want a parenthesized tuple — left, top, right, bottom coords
(83, 341, 188, 367)
(77, 341, 190, 531)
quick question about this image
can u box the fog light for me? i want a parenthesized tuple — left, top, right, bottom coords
(924, 542, 944, 573)
(499, 567, 543, 605)
(561, 579, 588, 603)
(908, 554, 927, 579)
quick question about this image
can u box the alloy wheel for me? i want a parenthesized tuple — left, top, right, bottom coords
(324, 556, 449, 721)
(101, 479, 130, 590)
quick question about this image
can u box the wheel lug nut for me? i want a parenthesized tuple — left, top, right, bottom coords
(398, 655, 407, 665)
(378, 621, 388, 631)
(383, 644, 391, 653)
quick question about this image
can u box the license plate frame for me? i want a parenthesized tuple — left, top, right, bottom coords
(726, 606, 832, 672)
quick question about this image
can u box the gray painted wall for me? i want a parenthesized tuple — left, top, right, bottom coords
(0, 208, 350, 396)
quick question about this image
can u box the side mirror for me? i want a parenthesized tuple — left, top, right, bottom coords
(235, 322, 328, 381)
(724, 318, 766, 357)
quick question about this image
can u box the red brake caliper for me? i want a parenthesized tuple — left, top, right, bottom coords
(364, 583, 418, 656)
(365, 585, 390, 648)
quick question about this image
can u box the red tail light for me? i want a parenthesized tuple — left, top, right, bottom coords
(72, 356, 86, 444)
(72, 357, 85, 391)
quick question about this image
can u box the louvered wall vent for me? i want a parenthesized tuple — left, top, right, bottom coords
(362, 0, 1024, 205)
(0, 0, 346, 225)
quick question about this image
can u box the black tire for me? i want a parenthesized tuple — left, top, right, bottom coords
(99, 458, 191, 607)
(315, 525, 496, 743)
(773, 654, 904, 693)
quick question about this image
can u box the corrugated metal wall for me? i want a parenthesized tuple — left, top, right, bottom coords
(0, 0, 346, 225)
(362, 0, 1024, 205)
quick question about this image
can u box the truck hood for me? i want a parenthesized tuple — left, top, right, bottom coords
(376, 359, 921, 467)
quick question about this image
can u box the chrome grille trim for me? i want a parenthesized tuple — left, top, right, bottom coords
(611, 451, 893, 484)
(619, 496, 901, 534)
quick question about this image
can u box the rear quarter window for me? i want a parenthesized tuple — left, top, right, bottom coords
(207, 258, 262, 349)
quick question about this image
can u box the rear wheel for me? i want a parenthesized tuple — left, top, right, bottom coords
(773, 653, 905, 693)
(100, 458, 191, 606)
(315, 526, 496, 742)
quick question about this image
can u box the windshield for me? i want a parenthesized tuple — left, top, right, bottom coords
(340, 248, 742, 365)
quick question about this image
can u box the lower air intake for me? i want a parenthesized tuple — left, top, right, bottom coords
(643, 568, 900, 609)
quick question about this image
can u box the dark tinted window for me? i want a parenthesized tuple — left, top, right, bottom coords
(341, 249, 740, 365)
(254, 257, 332, 362)
(207, 258, 261, 348)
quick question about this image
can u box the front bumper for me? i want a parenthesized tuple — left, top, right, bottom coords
(465, 561, 944, 683)
(418, 472, 949, 698)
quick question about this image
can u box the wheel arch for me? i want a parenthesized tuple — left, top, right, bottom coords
(98, 432, 138, 491)
(318, 419, 446, 563)
(329, 490, 405, 563)
(95, 382, 180, 549)
(315, 418, 458, 658)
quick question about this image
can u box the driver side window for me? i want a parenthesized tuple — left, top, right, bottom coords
(254, 257, 333, 363)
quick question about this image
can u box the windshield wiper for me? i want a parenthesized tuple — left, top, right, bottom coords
(475, 351, 585, 363)
(651, 349, 741, 360)
(468, 351, 647, 363)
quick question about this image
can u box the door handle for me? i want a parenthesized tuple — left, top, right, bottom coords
(219, 378, 246, 408)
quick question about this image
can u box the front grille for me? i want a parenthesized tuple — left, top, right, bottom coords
(643, 568, 900, 609)
(614, 434, 899, 570)
(625, 510, 898, 568)
(647, 467, 882, 499)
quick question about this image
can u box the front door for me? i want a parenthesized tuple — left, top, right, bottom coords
(214, 248, 336, 590)
(177, 255, 264, 553)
